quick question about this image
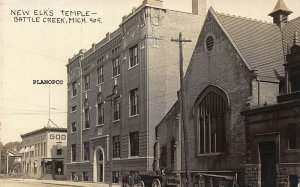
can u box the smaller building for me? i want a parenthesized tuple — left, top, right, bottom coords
(19, 127, 67, 180)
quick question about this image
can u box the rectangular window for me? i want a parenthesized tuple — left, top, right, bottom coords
(71, 144, 76, 162)
(44, 142, 46, 156)
(113, 136, 120, 158)
(97, 56, 104, 63)
(98, 103, 104, 125)
(130, 88, 139, 116)
(84, 74, 90, 91)
(71, 122, 77, 132)
(129, 45, 138, 67)
(112, 57, 120, 77)
(288, 124, 300, 149)
(85, 108, 90, 129)
(112, 171, 120, 183)
(72, 81, 77, 97)
(56, 143, 62, 155)
(97, 66, 104, 84)
(83, 142, 90, 161)
(129, 131, 139, 157)
(83, 172, 88, 181)
(113, 96, 121, 121)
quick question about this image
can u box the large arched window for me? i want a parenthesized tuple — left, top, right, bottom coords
(195, 85, 229, 155)
(97, 93, 104, 125)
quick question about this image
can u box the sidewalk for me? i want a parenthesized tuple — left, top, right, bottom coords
(6, 178, 122, 187)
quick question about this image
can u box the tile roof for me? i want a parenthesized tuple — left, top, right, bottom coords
(212, 9, 286, 78)
(282, 17, 300, 56)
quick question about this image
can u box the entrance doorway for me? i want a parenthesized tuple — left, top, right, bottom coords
(93, 146, 105, 183)
(259, 142, 277, 187)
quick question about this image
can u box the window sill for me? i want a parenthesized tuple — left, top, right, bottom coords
(112, 157, 121, 160)
(128, 156, 139, 159)
(285, 149, 300, 153)
(112, 74, 120, 79)
(197, 152, 224, 157)
(128, 64, 139, 70)
(83, 128, 90, 131)
(71, 131, 77, 134)
(112, 120, 120, 123)
(96, 124, 104, 127)
(129, 114, 140, 118)
(71, 110, 77, 113)
(97, 82, 104, 87)
(83, 89, 90, 93)
(71, 95, 78, 99)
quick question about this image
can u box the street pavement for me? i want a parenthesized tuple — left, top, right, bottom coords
(0, 179, 122, 187)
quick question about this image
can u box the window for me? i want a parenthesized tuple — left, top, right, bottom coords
(113, 136, 120, 158)
(85, 108, 90, 128)
(113, 96, 121, 121)
(84, 74, 90, 91)
(83, 142, 90, 161)
(170, 139, 176, 164)
(71, 144, 76, 162)
(288, 124, 300, 149)
(44, 142, 46, 156)
(130, 88, 139, 116)
(196, 86, 228, 154)
(56, 143, 62, 155)
(98, 103, 104, 125)
(206, 36, 214, 51)
(72, 81, 77, 97)
(71, 122, 77, 132)
(112, 171, 120, 183)
(97, 56, 104, 63)
(83, 172, 88, 181)
(129, 131, 139, 156)
(97, 66, 104, 84)
(112, 57, 120, 77)
(130, 45, 138, 67)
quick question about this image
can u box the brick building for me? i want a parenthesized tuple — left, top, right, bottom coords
(155, 0, 300, 186)
(66, 0, 206, 183)
(19, 127, 67, 179)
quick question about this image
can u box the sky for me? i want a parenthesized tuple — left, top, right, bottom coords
(1, 0, 300, 144)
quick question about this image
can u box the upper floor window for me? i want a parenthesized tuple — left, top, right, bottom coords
(71, 106, 77, 113)
(72, 81, 77, 97)
(129, 131, 139, 157)
(97, 93, 105, 125)
(129, 45, 138, 67)
(71, 144, 76, 162)
(195, 85, 229, 155)
(129, 88, 139, 116)
(97, 66, 104, 84)
(113, 96, 121, 121)
(56, 143, 63, 155)
(71, 122, 77, 132)
(83, 142, 90, 161)
(112, 57, 120, 77)
(288, 123, 300, 149)
(84, 74, 90, 91)
(113, 136, 120, 158)
(84, 100, 90, 129)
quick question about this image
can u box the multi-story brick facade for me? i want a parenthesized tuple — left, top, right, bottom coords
(66, 0, 206, 183)
(19, 127, 67, 179)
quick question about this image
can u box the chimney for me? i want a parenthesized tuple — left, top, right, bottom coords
(192, 0, 206, 15)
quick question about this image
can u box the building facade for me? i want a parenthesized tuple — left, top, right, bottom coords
(155, 0, 300, 186)
(19, 127, 67, 179)
(66, 0, 206, 183)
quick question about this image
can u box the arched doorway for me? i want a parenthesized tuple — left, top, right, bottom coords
(93, 146, 105, 183)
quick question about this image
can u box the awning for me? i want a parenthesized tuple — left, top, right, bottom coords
(18, 148, 25, 154)
(29, 145, 35, 152)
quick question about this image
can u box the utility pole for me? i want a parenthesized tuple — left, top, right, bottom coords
(106, 93, 115, 187)
(171, 32, 192, 187)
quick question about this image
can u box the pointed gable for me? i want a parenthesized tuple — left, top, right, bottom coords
(209, 8, 285, 78)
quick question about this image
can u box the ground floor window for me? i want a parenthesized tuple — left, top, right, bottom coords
(112, 171, 120, 183)
(83, 172, 88, 181)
